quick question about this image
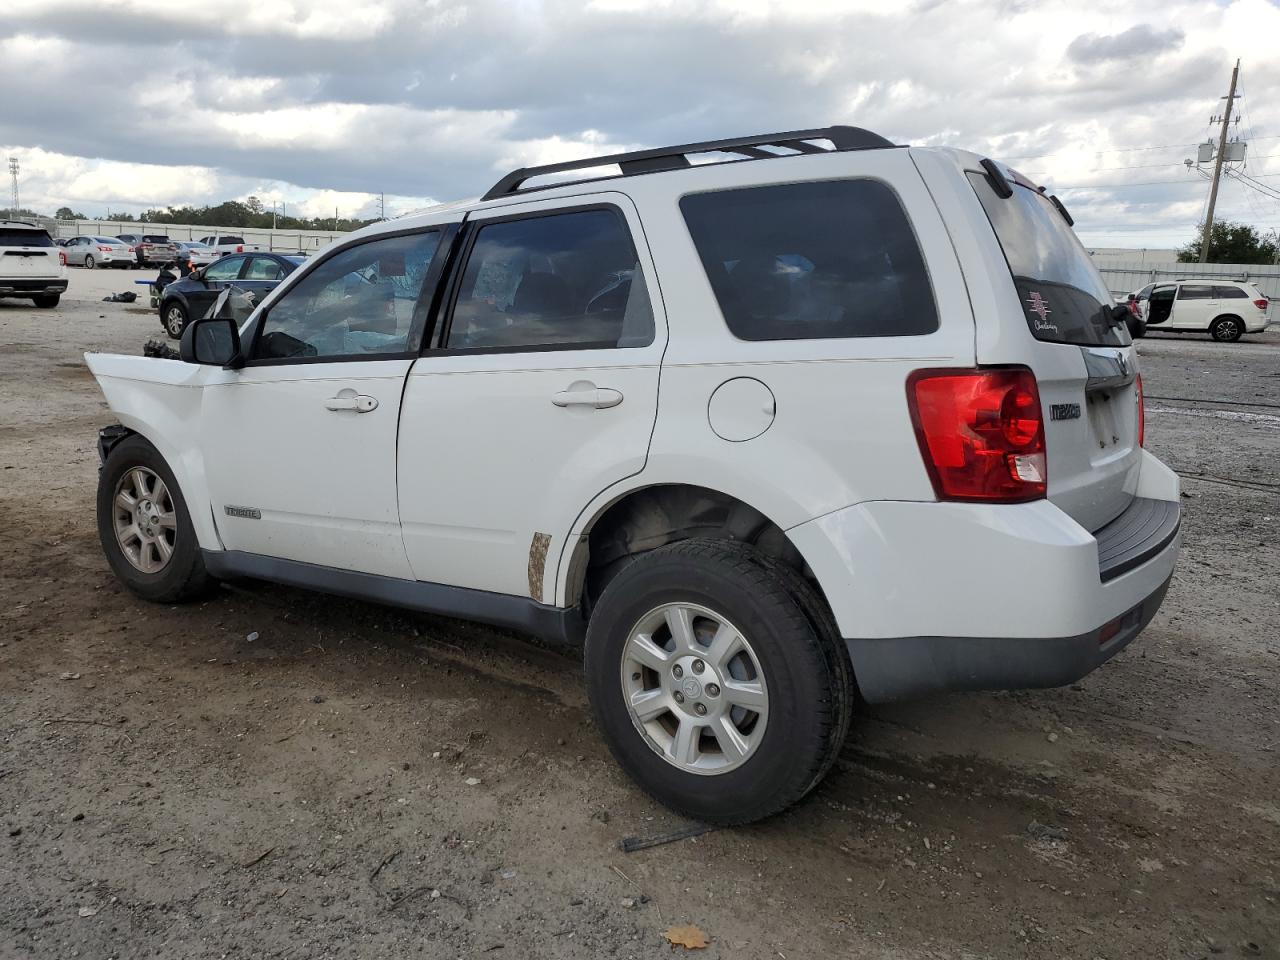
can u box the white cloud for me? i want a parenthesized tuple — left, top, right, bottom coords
(0, 0, 1276, 245)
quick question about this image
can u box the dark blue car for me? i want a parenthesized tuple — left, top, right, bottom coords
(158, 252, 305, 338)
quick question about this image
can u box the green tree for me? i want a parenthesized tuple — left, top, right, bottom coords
(1178, 221, 1279, 264)
(55, 206, 87, 220)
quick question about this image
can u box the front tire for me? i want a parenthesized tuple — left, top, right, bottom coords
(96, 435, 212, 603)
(584, 539, 853, 824)
(1211, 316, 1243, 342)
(162, 300, 188, 339)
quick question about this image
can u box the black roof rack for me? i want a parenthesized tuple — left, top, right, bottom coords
(481, 125, 897, 201)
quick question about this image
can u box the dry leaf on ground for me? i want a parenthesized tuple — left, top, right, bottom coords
(664, 924, 710, 949)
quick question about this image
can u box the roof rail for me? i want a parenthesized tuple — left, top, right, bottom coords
(481, 125, 897, 201)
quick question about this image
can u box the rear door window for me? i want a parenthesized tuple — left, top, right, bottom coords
(1178, 285, 1214, 300)
(679, 179, 938, 341)
(968, 170, 1127, 347)
(1214, 285, 1249, 299)
(443, 208, 653, 351)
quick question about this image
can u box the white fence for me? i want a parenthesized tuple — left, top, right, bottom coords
(44, 218, 351, 254)
(1095, 260, 1280, 321)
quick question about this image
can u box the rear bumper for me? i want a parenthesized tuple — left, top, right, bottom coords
(788, 449, 1182, 702)
(0, 279, 68, 295)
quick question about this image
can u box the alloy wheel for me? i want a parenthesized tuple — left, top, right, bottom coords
(112, 467, 177, 573)
(620, 602, 769, 775)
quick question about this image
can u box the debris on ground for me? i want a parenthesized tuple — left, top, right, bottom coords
(663, 924, 710, 949)
(619, 823, 716, 853)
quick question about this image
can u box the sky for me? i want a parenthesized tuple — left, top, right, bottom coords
(2, 0, 1278, 248)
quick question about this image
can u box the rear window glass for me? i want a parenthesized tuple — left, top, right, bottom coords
(967, 171, 1127, 347)
(141, 235, 170, 243)
(220, 236, 245, 244)
(0, 228, 54, 247)
(680, 179, 938, 341)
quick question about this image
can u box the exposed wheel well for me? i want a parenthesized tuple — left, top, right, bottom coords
(1210, 313, 1243, 326)
(566, 484, 824, 618)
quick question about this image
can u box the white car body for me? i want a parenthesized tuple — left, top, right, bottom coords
(173, 241, 219, 268)
(63, 235, 135, 268)
(86, 128, 1182, 818)
(198, 234, 265, 256)
(1137, 278, 1271, 339)
(0, 220, 68, 303)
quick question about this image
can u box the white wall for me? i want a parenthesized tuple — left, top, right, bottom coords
(47, 218, 351, 253)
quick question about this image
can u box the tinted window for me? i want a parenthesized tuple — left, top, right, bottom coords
(204, 256, 245, 281)
(1214, 285, 1248, 299)
(244, 256, 285, 281)
(220, 236, 244, 244)
(0, 228, 53, 247)
(254, 231, 442, 360)
(141, 235, 170, 243)
(680, 180, 936, 341)
(445, 209, 652, 351)
(1178, 285, 1214, 300)
(968, 171, 1127, 347)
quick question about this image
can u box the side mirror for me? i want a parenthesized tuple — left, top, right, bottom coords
(180, 317, 243, 367)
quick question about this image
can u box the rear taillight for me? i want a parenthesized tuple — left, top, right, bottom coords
(1254, 298, 1269, 311)
(235, 245, 243, 253)
(97, 245, 112, 251)
(1136, 374, 1145, 448)
(58, 251, 67, 266)
(906, 367, 1047, 503)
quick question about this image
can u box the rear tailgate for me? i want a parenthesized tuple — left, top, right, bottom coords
(0, 227, 62, 278)
(964, 162, 1141, 533)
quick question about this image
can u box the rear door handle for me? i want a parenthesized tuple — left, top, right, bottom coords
(325, 394, 378, 413)
(552, 383, 623, 409)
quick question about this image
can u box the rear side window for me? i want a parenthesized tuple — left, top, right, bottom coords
(967, 171, 1127, 347)
(680, 180, 938, 341)
(445, 208, 653, 351)
(1214, 285, 1249, 299)
(0, 229, 53, 247)
(244, 257, 284, 281)
(1178, 285, 1214, 300)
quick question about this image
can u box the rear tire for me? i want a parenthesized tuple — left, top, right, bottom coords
(1210, 316, 1243, 342)
(96, 435, 213, 603)
(84, 254, 95, 270)
(584, 539, 853, 824)
(33, 294, 60, 308)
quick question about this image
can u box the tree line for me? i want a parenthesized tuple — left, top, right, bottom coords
(47, 196, 378, 233)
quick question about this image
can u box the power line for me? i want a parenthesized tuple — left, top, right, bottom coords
(1001, 133, 1280, 163)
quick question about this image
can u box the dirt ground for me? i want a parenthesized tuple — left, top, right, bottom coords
(2, 266, 1278, 960)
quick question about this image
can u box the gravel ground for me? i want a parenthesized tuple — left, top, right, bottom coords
(2, 267, 1278, 960)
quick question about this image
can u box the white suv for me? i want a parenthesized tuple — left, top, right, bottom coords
(86, 127, 1182, 823)
(0, 220, 68, 307)
(1135, 278, 1271, 341)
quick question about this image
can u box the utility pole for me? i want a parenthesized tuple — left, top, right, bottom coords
(1199, 60, 1240, 263)
(379, 192, 386, 219)
(7, 157, 19, 219)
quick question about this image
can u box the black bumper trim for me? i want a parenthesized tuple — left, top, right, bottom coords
(1094, 497, 1181, 582)
(846, 576, 1172, 703)
(0, 279, 68, 294)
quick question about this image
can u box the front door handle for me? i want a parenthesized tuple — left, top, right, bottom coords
(325, 394, 378, 413)
(552, 382, 623, 409)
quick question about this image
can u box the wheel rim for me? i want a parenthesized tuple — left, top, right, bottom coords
(112, 467, 177, 574)
(85, 255, 94, 269)
(1216, 319, 1238, 340)
(620, 602, 769, 776)
(166, 306, 184, 335)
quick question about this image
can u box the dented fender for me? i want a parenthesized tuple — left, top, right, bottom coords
(85, 352, 238, 551)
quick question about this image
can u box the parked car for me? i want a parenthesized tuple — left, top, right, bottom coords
(87, 126, 1181, 824)
(116, 234, 179, 268)
(63, 235, 135, 269)
(198, 234, 265, 256)
(1135, 279, 1270, 341)
(156, 251, 304, 338)
(172, 241, 219, 269)
(0, 220, 67, 307)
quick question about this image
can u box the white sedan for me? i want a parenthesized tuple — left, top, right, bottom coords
(173, 241, 220, 269)
(63, 235, 135, 269)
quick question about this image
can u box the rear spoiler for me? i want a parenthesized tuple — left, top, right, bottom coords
(979, 157, 1075, 227)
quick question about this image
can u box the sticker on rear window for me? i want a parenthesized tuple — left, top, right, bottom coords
(1026, 291, 1059, 335)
